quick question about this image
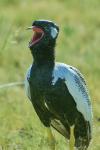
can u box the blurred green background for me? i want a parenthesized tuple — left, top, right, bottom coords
(0, 0, 100, 149)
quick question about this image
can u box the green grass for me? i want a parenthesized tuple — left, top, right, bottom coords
(0, 0, 100, 149)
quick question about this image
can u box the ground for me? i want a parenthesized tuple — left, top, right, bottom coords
(0, 0, 100, 149)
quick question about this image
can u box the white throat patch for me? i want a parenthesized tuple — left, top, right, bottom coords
(50, 27, 58, 38)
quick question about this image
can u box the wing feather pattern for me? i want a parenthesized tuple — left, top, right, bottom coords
(52, 63, 93, 132)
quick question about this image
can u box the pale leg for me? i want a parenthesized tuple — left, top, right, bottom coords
(46, 127, 56, 150)
(69, 125, 75, 150)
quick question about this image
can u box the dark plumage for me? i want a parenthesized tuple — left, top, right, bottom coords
(25, 20, 93, 150)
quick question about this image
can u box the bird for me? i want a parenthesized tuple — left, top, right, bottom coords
(25, 20, 93, 150)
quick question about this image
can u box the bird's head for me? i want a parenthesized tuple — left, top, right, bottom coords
(27, 20, 59, 50)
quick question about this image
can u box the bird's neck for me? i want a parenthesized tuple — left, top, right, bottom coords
(31, 41, 56, 67)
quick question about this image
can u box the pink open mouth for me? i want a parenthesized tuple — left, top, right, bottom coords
(29, 27, 44, 47)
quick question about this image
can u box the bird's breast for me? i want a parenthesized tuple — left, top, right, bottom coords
(29, 66, 53, 95)
(28, 67, 78, 125)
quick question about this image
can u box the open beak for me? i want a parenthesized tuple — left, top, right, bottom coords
(27, 26, 44, 47)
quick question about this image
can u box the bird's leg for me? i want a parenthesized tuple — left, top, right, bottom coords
(46, 127, 56, 150)
(69, 125, 75, 150)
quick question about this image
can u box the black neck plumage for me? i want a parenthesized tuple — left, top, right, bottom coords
(30, 40, 56, 67)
